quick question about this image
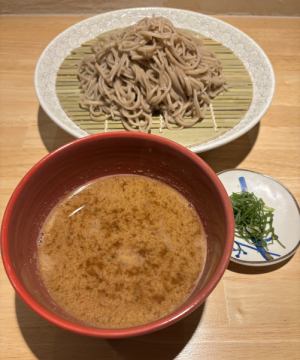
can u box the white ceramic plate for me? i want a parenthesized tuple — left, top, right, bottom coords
(35, 8, 275, 153)
(218, 169, 300, 267)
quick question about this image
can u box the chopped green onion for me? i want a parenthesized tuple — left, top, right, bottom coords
(230, 191, 285, 250)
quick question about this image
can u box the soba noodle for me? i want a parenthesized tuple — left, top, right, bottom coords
(78, 17, 227, 132)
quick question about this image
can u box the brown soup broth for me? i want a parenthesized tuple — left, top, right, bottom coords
(38, 175, 206, 328)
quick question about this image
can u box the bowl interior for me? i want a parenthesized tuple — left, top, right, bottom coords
(2, 133, 232, 334)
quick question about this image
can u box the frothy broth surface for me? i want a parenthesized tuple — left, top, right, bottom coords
(38, 175, 206, 328)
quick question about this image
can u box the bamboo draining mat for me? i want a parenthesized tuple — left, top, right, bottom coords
(56, 31, 253, 147)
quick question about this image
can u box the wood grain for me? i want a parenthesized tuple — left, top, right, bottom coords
(0, 15, 300, 360)
(1, 0, 300, 16)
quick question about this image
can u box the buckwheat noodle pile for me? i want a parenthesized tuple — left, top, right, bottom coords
(78, 17, 227, 132)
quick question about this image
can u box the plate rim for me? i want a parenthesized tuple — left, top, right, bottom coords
(218, 168, 300, 267)
(35, 7, 275, 152)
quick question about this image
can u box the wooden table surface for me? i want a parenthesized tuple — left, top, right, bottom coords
(0, 15, 299, 360)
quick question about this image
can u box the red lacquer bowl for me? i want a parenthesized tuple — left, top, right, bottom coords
(1, 132, 234, 338)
